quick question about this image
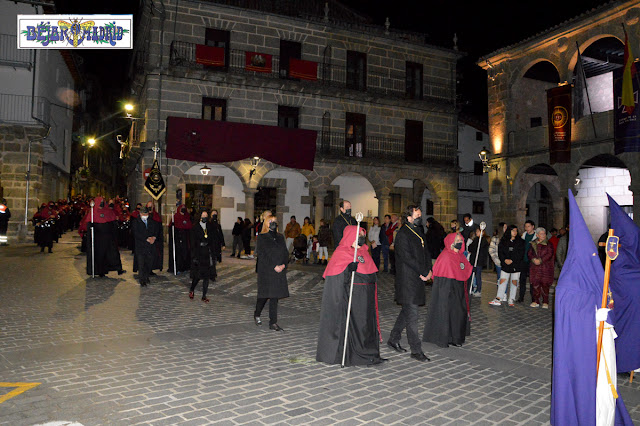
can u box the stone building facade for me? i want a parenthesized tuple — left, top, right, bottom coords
(478, 1, 640, 237)
(126, 0, 461, 238)
(0, 1, 77, 242)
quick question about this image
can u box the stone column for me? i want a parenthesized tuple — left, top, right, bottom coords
(376, 189, 390, 220)
(243, 188, 258, 226)
(314, 190, 327, 228)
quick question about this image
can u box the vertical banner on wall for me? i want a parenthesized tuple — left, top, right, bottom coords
(614, 63, 640, 154)
(547, 85, 572, 164)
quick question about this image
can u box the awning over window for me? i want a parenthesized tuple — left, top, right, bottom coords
(165, 116, 317, 171)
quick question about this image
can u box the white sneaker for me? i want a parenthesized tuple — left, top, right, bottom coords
(489, 299, 501, 306)
(530, 302, 540, 308)
(542, 303, 549, 309)
(473, 291, 482, 298)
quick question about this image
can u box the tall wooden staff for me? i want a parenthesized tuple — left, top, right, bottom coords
(90, 200, 95, 278)
(171, 207, 177, 276)
(596, 229, 618, 374)
(341, 212, 364, 368)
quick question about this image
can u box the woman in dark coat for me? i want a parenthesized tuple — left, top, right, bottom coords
(316, 225, 384, 366)
(254, 214, 289, 330)
(528, 227, 555, 308)
(189, 210, 219, 303)
(489, 225, 525, 306)
(423, 232, 472, 348)
(168, 204, 192, 274)
(231, 217, 243, 258)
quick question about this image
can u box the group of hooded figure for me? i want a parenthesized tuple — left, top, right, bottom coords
(313, 205, 474, 367)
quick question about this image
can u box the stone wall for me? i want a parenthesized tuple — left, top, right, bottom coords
(0, 124, 48, 242)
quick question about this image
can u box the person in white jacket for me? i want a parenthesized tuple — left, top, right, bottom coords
(489, 222, 507, 286)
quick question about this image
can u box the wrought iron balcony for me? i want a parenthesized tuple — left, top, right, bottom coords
(458, 173, 484, 191)
(0, 34, 33, 69)
(0, 94, 51, 127)
(317, 131, 457, 165)
(169, 41, 454, 104)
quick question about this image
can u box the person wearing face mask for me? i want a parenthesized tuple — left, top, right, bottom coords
(134, 201, 164, 275)
(168, 204, 192, 274)
(422, 232, 473, 348)
(189, 210, 219, 302)
(132, 206, 163, 286)
(254, 214, 289, 330)
(388, 205, 433, 362)
(490, 225, 525, 307)
(316, 225, 385, 366)
(331, 200, 357, 248)
(78, 197, 125, 277)
(209, 209, 226, 263)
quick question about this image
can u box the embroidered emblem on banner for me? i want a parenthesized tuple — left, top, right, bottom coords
(144, 159, 167, 201)
(606, 236, 619, 260)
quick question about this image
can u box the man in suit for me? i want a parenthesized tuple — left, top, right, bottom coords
(331, 200, 357, 247)
(132, 206, 163, 286)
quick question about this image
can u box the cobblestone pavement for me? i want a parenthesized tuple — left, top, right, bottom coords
(0, 234, 638, 425)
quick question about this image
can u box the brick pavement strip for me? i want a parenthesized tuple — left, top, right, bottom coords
(0, 235, 639, 425)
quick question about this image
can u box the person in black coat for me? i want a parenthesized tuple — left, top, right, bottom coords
(210, 209, 226, 263)
(489, 225, 525, 306)
(231, 217, 243, 258)
(425, 217, 445, 261)
(189, 210, 219, 303)
(387, 205, 433, 362)
(0, 198, 11, 245)
(241, 218, 253, 257)
(132, 206, 162, 286)
(254, 214, 289, 331)
(332, 200, 357, 247)
(467, 227, 489, 297)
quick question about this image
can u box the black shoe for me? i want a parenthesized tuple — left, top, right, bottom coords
(516, 298, 524, 303)
(118, 270, 126, 275)
(450, 343, 462, 347)
(254, 316, 262, 326)
(230, 253, 235, 257)
(41, 247, 45, 252)
(48, 248, 52, 253)
(269, 324, 284, 331)
(411, 352, 430, 362)
(149, 271, 157, 276)
(368, 357, 389, 366)
(99, 274, 105, 277)
(140, 281, 148, 287)
(386, 341, 407, 353)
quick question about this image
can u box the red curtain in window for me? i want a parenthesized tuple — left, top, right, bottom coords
(289, 58, 318, 80)
(166, 116, 317, 171)
(195, 44, 225, 67)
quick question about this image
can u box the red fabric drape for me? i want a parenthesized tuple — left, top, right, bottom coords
(245, 51, 272, 73)
(165, 116, 317, 171)
(195, 44, 225, 67)
(289, 58, 318, 80)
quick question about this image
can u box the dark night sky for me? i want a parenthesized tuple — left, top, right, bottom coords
(54, 0, 611, 121)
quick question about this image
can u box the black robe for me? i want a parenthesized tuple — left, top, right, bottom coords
(190, 223, 218, 280)
(394, 223, 432, 306)
(316, 271, 382, 366)
(86, 221, 123, 276)
(332, 213, 357, 248)
(132, 217, 163, 277)
(133, 217, 164, 273)
(256, 232, 289, 299)
(422, 276, 470, 348)
(168, 225, 191, 273)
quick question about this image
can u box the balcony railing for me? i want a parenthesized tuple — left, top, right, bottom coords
(458, 173, 483, 191)
(0, 94, 50, 127)
(317, 131, 457, 165)
(169, 41, 454, 104)
(0, 34, 33, 69)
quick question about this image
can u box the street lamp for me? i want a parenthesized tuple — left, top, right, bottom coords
(478, 146, 500, 173)
(200, 164, 211, 176)
(249, 156, 260, 179)
(87, 137, 96, 147)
